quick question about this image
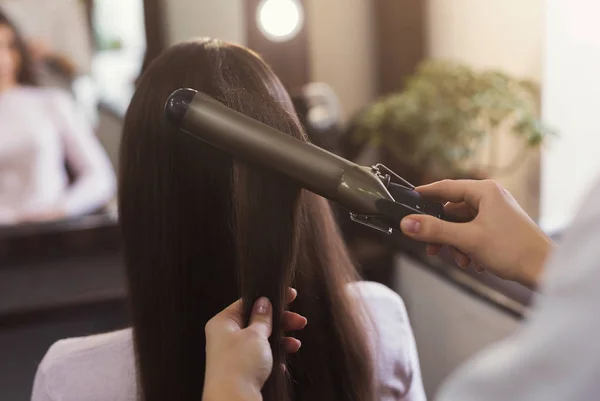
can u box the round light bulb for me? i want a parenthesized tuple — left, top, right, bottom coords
(256, 0, 304, 42)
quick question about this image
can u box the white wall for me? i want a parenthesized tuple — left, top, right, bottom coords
(163, 0, 377, 124)
(164, 0, 247, 46)
(306, 0, 378, 123)
(427, 0, 542, 78)
(427, 0, 544, 218)
(541, 0, 600, 231)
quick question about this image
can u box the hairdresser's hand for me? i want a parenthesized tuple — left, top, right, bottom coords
(400, 179, 555, 289)
(203, 288, 307, 401)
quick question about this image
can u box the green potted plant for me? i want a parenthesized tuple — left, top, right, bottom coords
(349, 59, 554, 185)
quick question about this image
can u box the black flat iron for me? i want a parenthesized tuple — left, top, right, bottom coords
(165, 88, 455, 235)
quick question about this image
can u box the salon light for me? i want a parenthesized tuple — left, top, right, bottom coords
(256, 0, 304, 42)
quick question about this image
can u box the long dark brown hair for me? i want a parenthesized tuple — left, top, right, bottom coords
(119, 38, 375, 401)
(0, 9, 39, 86)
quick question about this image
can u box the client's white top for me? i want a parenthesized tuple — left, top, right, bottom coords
(0, 86, 115, 223)
(31, 282, 426, 401)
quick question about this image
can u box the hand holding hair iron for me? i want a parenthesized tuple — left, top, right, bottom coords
(165, 88, 456, 235)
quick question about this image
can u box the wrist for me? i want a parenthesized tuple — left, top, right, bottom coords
(203, 378, 262, 401)
(518, 234, 555, 290)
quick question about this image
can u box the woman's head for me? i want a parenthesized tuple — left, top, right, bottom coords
(120, 38, 373, 401)
(0, 10, 38, 88)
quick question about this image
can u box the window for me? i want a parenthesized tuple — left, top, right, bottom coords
(91, 0, 146, 115)
(540, 0, 600, 232)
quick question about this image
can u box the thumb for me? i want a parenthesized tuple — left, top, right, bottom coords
(247, 297, 273, 339)
(400, 215, 468, 249)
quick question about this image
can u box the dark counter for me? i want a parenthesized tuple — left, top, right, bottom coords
(0, 214, 128, 401)
(0, 212, 536, 321)
(0, 213, 124, 320)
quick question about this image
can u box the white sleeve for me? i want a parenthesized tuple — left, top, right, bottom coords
(435, 179, 600, 401)
(30, 367, 55, 401)
(384, 290, 427, 401)
(350, 282, 427, 401)
(49, 90, 116, 217)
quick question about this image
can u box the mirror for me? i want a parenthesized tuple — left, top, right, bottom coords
(0, 0, 147, 245)
(0, 0, 547, 242)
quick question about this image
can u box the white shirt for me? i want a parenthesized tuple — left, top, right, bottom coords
(0, 86, 115, 224)
(0, 0, 93, 74)
(436, 178, 600, 401)
(30, 282, 427, 401)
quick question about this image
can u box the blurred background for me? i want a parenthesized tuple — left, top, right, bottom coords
(0, 0, 598, 400)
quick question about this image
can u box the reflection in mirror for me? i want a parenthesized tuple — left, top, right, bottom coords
(0, 0, 145, 239)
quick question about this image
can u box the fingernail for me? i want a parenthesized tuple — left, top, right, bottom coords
(254, 297, 270, 314)
(401, 218, 421, 234)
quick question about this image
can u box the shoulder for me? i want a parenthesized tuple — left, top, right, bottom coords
(32, 329, 136, 401)
(3, 86, 49, 102)
(346, 281, 426, 401)
(346, 281, 411, 347)
(12, 86, 68, 99)
(347, 281, 409, 323)
(14, 87, 76, 110)
(41, 328, 133, 361)
(41, 88, 84, 123)
(43, 88, 77, 106)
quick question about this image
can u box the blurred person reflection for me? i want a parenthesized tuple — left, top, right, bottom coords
(0, 10, 115, 225)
